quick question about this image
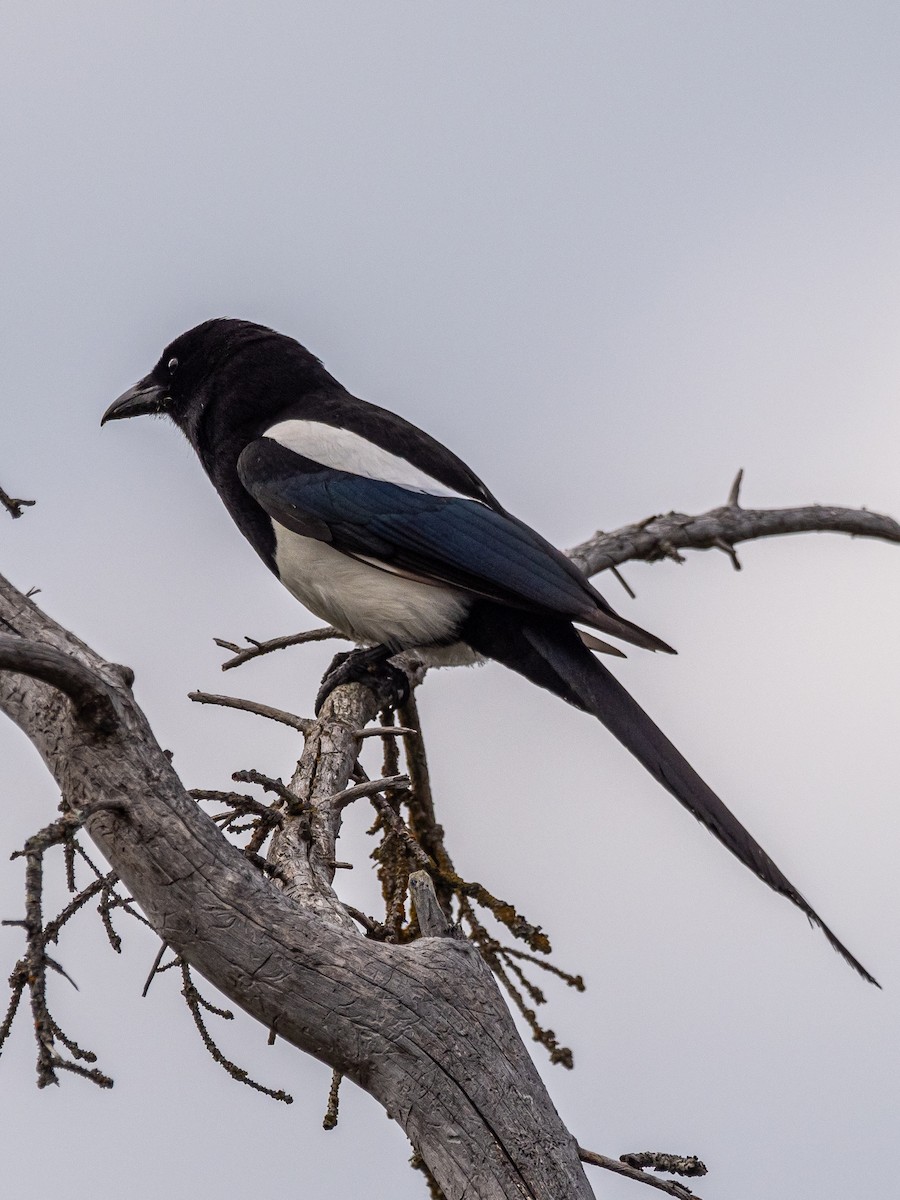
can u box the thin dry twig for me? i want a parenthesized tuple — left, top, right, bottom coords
(232, 769, 300, 811)
(1, 821, 119, 1089)
(570, 490, 900, 579)
(355, 725, 417, 738)
(190, 789, 284, 826)
(0, 485, 35, 519)
(334, 773, 411, 809)
(216, 626, 345, 670)
(620, 1152, 707, 1177)
(726, 467, 744, 507)
(179, 959, 292, 1103)
(189, 690, 313, 733)
(578, 1145, 707, 1199)
(141, 942, 170, 998)
(368, 791, 433, 872)
(322, 1068, 342, 1130)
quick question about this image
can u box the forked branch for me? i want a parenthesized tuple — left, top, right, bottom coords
(569, 480, 900, 578)
(0, 573, 593, 1199)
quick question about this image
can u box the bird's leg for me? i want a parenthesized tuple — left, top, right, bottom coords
(315, 645, 410, 715)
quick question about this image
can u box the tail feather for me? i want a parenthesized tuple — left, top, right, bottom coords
(463, 603, 879, 986)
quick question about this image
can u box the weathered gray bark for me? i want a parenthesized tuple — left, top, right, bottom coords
(569, 495, 900, 576)
(0, 573, 593, 1200)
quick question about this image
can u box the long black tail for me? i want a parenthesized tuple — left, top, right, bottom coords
(463, 603, 878, 986)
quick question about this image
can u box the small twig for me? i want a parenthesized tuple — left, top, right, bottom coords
(189, 690, 313, 734)
(72, 839, 109, 882)
(461, 900, 572, 1068)
(577, 1145, 706, 1199)
(712, 537, 742, 571)
(332, 774, 410, 809)
(569, 498, 900, 579)
(190, 789, 284, 826)
(355, 726, 417, 738)
(47, 1016, 97, 1062)
(51, 1054, 114, 1088)
(44, 954, 79, 990)
(498, 944, 585, 991)
(217, 626, 345, 670)
(2, 819, 156, 1090)
(63, 838, 76, 893)
(322, 1068, 342, 1130)
(610, 564, 636, 599)
(243, 849, 287, 878)
(141, 942, 170, 998)
(369, 793, 433, 870)
(726, 467, 744, 507)
(0, 974, 25, 1055)
(39, 875, 109, 946)
(232, 769, 300, 810)
(179, 960, 292, 1103)
(97, 885, 122, 953)
(621, 1152, 707, 1177)
(343, 905, 393, 940)
(0, 485, 35, 519)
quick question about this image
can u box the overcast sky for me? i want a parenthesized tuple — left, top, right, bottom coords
(3, 4, 900, 1197)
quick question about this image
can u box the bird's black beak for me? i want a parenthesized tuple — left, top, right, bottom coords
(101, 376, 170, 426)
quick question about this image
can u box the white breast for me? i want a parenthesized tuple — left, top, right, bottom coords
(272, 523, 470, 650)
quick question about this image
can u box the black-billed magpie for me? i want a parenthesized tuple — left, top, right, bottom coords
(103, 318, 877, 984)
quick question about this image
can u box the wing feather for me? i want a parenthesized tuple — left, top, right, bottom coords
(238, 438, 672, 652)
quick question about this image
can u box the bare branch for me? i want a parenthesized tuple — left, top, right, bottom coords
(333, 773, 411, 808)
(322, 1068, 343, 1130)
(726, 467, 744, 507)
(1, 820, 123, 1089)
(578, 1145, 704, 1198)
(0, 485, 35, 519)
(569, 497, 900, 578)
(621, 1152, 707, 1177)
(141, 942, 170, 997)
(189, 690, 313, 733)
(179, 960, 293, 1103)
(355, 725, 418, 738)
(216, 626, 345, 670)
(0, 575, 595, 1196)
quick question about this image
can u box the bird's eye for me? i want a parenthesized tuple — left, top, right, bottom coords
(167, 357, 179, 373)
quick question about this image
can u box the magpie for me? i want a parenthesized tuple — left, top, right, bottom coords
(103, 317, 877, 984)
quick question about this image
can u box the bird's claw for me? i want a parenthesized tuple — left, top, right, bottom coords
(315, 646, 410, 715)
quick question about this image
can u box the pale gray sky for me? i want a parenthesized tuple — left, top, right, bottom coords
(3, 3, 900, 1197)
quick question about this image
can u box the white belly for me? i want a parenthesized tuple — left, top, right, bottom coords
(272, 523, 470, 650)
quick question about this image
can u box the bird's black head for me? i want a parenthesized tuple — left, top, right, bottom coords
(102, 318, 327, 447)
(102, 318, 273, 435)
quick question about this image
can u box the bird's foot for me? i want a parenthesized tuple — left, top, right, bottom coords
(315, 645, 410, 716)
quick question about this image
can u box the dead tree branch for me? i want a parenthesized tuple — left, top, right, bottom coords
(0, 572, 593, 1199)
(578, 1146, 705, 1198)
(188, 690, 313, 734)
(569, 487, 900, 579)
(0, 484, 35, 519)
(216, 626, 344, 670)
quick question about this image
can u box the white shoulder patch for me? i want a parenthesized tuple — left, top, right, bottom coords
(263, 419, 471, 499)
